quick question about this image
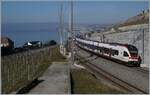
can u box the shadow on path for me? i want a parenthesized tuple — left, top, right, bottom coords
(17, 79, 44, 94)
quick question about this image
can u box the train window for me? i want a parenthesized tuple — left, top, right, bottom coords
(103, 48, 109, 54)
(114, 50, 119, 55)
(98, 47, 102, 52)
(107, 49, 110, 54)
(99, 47, 103, 53)
(93, 45, 97, 50)
(111, 49, 115, 56)
(123, 51, 129, 57)
(110, 49, 118, 55)
(91, 45, 94, 50)
(96, 46, 99, 50)
(103, 48, 106, 53)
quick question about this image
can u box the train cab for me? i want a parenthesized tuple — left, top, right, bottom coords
(125, 45, 140, 66)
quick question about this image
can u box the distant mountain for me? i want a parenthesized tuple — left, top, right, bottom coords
(116, 9, 149, 27)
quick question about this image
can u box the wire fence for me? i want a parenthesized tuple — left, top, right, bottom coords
(1, 46, 53, 94)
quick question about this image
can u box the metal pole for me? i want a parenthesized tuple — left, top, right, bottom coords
(59, 3, 63, 53)
(68, 1, 74, 94)
(70, 1, 74, 62)
(142, 29, 144, 64)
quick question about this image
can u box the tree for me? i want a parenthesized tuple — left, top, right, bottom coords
(49, 40, 57, 45)
(44, 40, 57, 46)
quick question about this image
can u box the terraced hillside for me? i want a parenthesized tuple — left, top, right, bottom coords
(117, 10, 149, 27)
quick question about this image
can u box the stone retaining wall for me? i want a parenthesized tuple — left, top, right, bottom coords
(90, 28, 149, 67)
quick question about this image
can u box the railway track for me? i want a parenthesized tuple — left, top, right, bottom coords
(78, 46, 149, 75)
(133, 67, 149, 74)
(76, 54, 148, 94)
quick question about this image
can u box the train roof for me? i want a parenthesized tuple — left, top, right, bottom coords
(76, 37, 137, 49)
(108, 43, 128, 46)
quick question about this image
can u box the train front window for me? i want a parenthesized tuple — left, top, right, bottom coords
(127, 45, 138, 56)
(123, 51, 129, 57)
(130, 51, 138, 56)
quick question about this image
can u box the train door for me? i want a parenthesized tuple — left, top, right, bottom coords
(95, 42, 99, 53)
(101, 47, 104, 55)
(109, 48, 112, 57)
(121, 50, 129, 62)
(117, 49, 123, 60)
(111, 49, 119, 59)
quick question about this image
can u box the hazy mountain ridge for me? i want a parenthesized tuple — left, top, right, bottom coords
(116, 10, 149, 27)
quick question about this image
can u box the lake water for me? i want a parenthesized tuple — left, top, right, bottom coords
(1, 23, 61, 47)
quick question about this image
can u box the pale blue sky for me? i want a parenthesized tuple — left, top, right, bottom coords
(2, 1, 149, 24)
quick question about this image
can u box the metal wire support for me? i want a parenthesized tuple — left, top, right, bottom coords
(59, 3, 63, 48)
(69, 1, 75, 63)
(142, 29, 144, 64)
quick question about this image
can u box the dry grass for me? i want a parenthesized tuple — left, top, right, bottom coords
(71, 69, 124, 94)
(2, 46, 66, 93)
(51, 46, 66, 62)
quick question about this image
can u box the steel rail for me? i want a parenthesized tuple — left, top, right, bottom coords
(77, 46, 149, 75)
(76, 54, 148, 94)
(133, 67, 149, 74)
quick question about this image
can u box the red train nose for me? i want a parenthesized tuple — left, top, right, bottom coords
(129, 56, 138, 59)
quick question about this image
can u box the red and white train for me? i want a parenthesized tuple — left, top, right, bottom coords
(75, 37, 141, 67)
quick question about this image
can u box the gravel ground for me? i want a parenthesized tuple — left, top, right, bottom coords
(28, 62, 70, 94)
(77, 48, 149, 93)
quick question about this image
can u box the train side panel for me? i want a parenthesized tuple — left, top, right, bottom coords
(75, 37, 140, 66)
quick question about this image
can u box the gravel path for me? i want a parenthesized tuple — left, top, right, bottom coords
(28, 62, 70, 94)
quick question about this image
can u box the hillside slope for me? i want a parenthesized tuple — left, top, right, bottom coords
(117, 10, 149, 27)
